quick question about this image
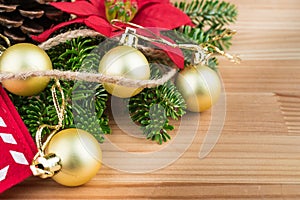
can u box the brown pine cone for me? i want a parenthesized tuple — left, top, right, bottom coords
(0, 0, 70, 45)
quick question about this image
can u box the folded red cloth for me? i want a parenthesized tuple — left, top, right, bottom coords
(0, 86, 37, 193)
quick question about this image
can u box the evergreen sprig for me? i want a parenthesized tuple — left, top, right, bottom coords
(128, 65, 186, 144)
(10, 37, 110, 142)
(176, 0, 237, 28)
(8, 0, 238, 145)
(175, 0, 238, 51)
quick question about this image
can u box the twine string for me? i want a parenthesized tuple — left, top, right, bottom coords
(0, 67, 177, 88)
(1, 28, 178, 88)
(0, 24, 240, 88)
(34, 79, 65, 159)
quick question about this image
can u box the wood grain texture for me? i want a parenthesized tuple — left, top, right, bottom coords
(277, 94, 300, 134)
(2, 0, 300, 199)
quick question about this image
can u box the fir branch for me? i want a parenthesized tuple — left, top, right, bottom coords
(175, 0, 238, 28)
(174, 0, 238, 51)
(128, 65, 186, 144)
(143, 104, 173, 144)
(181, 25, 233, 52)
(10, 36, 110, 141)
(71, 81, 110, 143)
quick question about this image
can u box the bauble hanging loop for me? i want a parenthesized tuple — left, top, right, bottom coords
(119, 27, 139, 47)
(30, 153, 62, 179)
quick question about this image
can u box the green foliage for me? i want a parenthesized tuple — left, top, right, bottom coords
(10, 37, 110, 142)
(176, 0, 237, 27)
(128, 65, 186, 144)
(175, 0, 238, 51)
(8, 0, 238, 145)
(181, 26, 233, 51)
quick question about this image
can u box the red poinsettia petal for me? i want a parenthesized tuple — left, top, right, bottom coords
(84, 16, 113, 37)
(31, 18, 85, 43)
(133, 3, 194, 29)
(50, 1, 100, 17)
(90, 0, 106, 18)
(136, 0, 169, 9)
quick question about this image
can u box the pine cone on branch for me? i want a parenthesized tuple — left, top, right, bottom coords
(0, 0, 69, 45)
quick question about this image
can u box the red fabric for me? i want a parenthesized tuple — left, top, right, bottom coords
(0, 86, 37, 193)
(153, 36, 184, 69)
(136, 27, 184, 69)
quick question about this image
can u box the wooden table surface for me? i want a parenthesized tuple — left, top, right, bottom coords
(2, 0, 300, 199)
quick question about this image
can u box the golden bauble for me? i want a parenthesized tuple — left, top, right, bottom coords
(0, 43, 52, 96)
(175, 65, 221, 112)
(99, 45, 150, 98)
(45, 128, 102, 187)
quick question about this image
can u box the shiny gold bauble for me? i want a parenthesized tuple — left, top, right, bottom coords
(45, 128, 102, 187)
(175, 65, 221, 112)
(0, 43, 52, 96)
(99, 45, 150, 98)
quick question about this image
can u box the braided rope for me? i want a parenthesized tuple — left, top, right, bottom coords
(38, 29, 103, 50)
(0, 68, 176, 88)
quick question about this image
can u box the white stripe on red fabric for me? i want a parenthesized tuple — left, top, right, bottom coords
(0, 166, 9, 182)
(9, 151, 29, 165)
(0, 133, 17, 145)
(0, 117, 6, 127)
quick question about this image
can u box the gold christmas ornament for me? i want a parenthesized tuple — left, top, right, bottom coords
(30, 81, 101, 187)
(99, 45, 150, 98)
(45, 128, 102, 187)
(176, 65, 221, 112)
(0, 43, 52, 96)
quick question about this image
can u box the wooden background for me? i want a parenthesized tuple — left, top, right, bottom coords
(2, 0, 300, 199)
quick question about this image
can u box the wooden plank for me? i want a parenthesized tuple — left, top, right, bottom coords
(2, 0, 300, 199)
(4, 181, 300, 199)
(277, 93, 300, 134)
(227, 0, 300, 61)
(3, 92, 300, 199)
(219, 60, 300, 93)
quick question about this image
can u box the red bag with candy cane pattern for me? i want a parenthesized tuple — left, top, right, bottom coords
(0, 85, 36, 193)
